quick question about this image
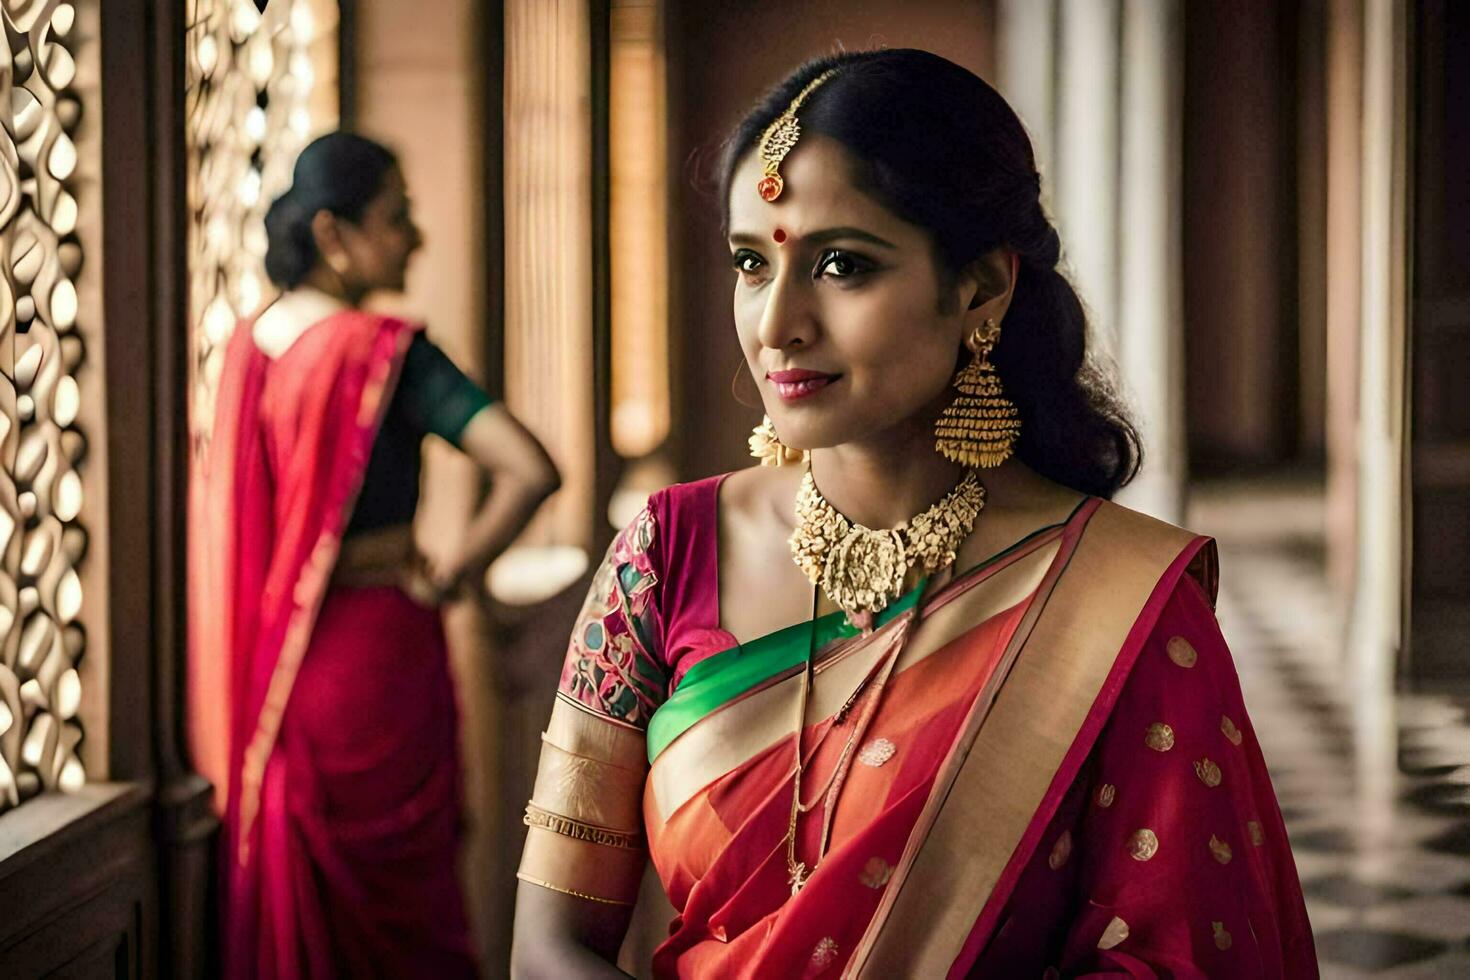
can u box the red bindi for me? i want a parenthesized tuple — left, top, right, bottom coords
(772, 228, 788, 245)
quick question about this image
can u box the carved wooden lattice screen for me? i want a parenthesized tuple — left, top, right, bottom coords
(185, 0, 338, 449)
(0, 0, 87, 812)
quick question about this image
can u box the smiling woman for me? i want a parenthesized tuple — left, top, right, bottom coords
(512, 50, 1316, 980)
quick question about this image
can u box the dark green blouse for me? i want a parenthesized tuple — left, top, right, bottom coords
(346, 334, 494, 534)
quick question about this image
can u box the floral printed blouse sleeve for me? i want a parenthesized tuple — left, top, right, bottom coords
(518, 499, 668, 909)
(557, 498, 669, 729)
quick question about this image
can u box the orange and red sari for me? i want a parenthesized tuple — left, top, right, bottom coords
(190, 312, 475, 978)
(521, 475, 1316, 978)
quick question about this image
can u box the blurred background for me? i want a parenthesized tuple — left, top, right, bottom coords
(0, 0, 1465, 977)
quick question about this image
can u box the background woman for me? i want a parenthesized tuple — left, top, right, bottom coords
(192, 132, 559, 978)
(511, 50, 1314, 978)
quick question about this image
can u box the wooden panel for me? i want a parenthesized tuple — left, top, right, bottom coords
(1414, 327, 1470, 440)
(1408, 0, 1470, 680)
(0, 784, 153, 978)
(103, 0, 213, 973)
(1182, 1, 1300, 469)
(1412, 490, 1470, 600)
(1297, 0, 1330, 458)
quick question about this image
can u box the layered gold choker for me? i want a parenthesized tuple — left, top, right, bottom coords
(789, 469, 986, 627)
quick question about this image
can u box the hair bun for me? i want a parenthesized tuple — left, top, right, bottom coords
(263, 185, 318, 290)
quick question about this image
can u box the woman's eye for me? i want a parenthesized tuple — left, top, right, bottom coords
(731, 250, 766, 276)
(816, 250, 869, 279)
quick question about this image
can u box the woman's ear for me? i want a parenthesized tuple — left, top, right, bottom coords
(964, 249, 1011, 314)
(310, 209, 349, 274)
(960, 248, 1018, 322)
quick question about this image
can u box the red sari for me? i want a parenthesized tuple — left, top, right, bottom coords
(189, 312, 475, 979)
(521, 476, 1317, 978)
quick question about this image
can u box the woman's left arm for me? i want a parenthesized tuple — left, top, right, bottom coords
(427, 402, 561, 596)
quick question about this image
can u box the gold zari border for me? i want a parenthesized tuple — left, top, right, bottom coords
(848, 501, 1208, 976)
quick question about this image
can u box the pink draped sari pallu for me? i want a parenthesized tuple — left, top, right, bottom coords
(634, 491, 1316, 978)
(189, 312, 475, 979)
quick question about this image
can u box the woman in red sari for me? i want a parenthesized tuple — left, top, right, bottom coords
(512, 51, 1315, 978)
(191, 133, 559, 978)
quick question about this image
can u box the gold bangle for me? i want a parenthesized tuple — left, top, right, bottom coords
(515, 872, 636, 906)
(523, 802, 643, 851)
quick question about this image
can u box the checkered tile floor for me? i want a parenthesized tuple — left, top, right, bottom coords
(1190, 479, 1470, 979)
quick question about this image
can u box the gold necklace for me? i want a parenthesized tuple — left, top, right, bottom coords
(789, 468, 986, 627)
(784, 470, 981, 896)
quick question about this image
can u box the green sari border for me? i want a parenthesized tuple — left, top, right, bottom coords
(645, 583, 922, 763)
(645, 500, 1086, 764)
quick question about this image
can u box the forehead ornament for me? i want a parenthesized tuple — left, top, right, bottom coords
(756, 68, 839, 203)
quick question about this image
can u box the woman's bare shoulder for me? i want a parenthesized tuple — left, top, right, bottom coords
(717, 463, 802, 532)
(251, 289, 349, 358)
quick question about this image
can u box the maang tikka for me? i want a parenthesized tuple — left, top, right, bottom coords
(934, 318, 1021, 468)
(745, 70, 838, 465)
(756, 68, 839, 203)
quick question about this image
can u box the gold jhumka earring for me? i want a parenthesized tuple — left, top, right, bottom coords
(749, 415, 805, 467)
(934, 318, 1021, 468)
(755, 69, 839, 203)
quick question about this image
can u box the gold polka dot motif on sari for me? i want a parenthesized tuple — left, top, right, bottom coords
(1095, 782, 1116, 808)
(1247, 820, 1264, 846)
(857, 737, 896, 768)
(810, 936, 840, 973)
(1166, 635, 1198, 668)
(1144, 722, 1175, 752)
(1194, 757, 1222, 787)
(859, 856, 893, 889)
(1220, 714, 1243, 746)
(1097, 915, 1130, 950)
(1047, 829, 1073, 870)
(1212, 920, 1233, 950)
(1209, 834, 1233, 864)
(1128, 828, 1159, 861)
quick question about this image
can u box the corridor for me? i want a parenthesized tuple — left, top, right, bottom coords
(1197, 480, 1470, 978)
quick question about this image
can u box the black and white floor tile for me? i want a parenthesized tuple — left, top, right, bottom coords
(1191, 479, 1470, 979)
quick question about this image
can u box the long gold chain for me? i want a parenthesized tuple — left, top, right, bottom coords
(785, 592, 914, 896)
(794, 663, 874, 813)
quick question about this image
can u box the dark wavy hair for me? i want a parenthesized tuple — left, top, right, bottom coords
(263, 132, 399, 289)
(720, 49, 1141, 499)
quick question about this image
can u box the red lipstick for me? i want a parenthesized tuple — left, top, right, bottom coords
(767, 368, 839, 401)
